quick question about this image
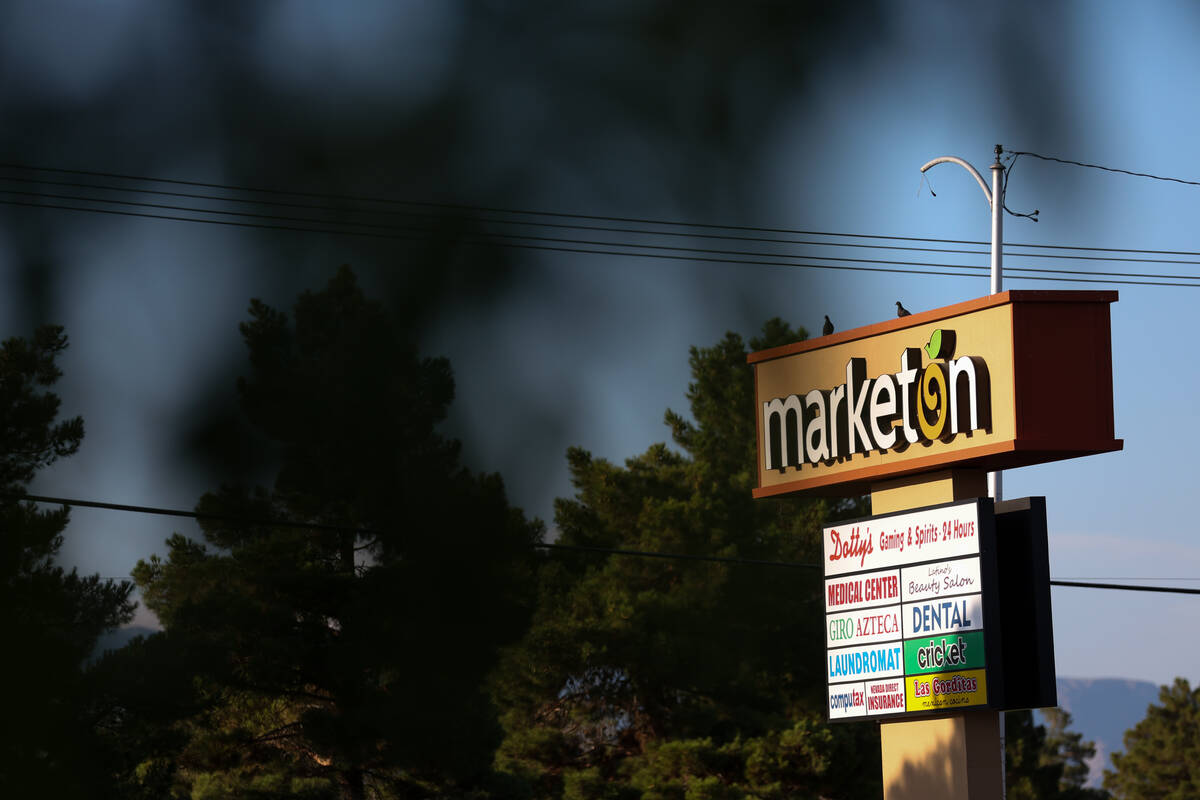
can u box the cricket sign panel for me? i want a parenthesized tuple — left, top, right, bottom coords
(824, 498, 1003, 721)
(749, 291, 1121, 497)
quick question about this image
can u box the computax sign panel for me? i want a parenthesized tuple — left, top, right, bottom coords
(824, 498, 1001, 722)
(749, 291, 1121, 497)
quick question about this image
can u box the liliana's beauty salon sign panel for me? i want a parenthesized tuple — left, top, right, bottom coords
(824, 498, 1000, 721)
(748, 291, 1121, 497)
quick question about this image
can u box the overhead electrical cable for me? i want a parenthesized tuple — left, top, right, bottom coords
(12, 492, 1200, 593)
(2, 173, 1199, 267)
(2, 160, 1199, 261)
(0, 185, 1144, 276)
(1047, 580, 1200, 596)
(5, 196, 1200, 289)
(14, 492, 376, 535)
(1007, 150, 1200, 188)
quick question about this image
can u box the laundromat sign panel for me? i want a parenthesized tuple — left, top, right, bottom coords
(749, 291, 1121, 497)
(824, 498, 1002, 722)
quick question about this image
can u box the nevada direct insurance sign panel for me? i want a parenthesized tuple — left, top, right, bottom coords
(824, 498, 999, 721)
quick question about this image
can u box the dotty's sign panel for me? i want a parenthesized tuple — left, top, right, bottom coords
(749, 291, 1120, 497)
(824, 498, 1001, 721)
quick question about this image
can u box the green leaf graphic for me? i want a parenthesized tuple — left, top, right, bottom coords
(925, 329, 942, 359)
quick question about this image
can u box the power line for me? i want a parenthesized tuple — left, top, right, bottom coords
(6, 196, 1200, 289)
(6, 160, 1200, 287)
(9, 183, 1200, 281)
(534, 541, 816, 569)
(4, 160, 1200, 261)
(1049, 580, 1200, 596)
(1008, 150, 1200, 188)
(13, 492, 377, 535)
(0, 187, 1100, 275)
(5, 172, 1200, 267)
(1056, 576, 1200, 581)
(16, 493, 1200, 593)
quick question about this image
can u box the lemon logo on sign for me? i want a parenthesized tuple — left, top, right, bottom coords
(762, 328, 992, 471)
(917, 329, 956, 442)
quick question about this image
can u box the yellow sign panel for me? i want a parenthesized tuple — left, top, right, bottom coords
(904, 668, 988, 712)
(749, 291, 1120, 496)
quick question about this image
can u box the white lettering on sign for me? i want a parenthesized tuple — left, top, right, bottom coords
(827, 642, 905, 682)
(823, 500, 981, 576)
(761, 345, 991, 469)
(828, 682, 867, 719)
(865, 678, 907, 716)
(825, 569, 901, 613)
(901, 557, 982, 602)
(825, 606, 903, 648)
(902, 594, 984, 638)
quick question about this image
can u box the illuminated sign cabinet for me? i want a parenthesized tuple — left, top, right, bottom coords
(823, 496, 1055, 721)
(749, 291, 1121, 497)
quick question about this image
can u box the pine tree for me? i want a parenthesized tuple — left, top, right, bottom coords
(0, 326, 135, 794)
(1041, 707, 1107, 799)
(127, 268, 543, 799)
(1105, 678, 1200, 800)
(491, 319, 877, 799)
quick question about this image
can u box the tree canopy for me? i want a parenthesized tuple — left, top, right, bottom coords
(0, 326, 134, 795)
(127, 267, 544, 798)
(79, 283, 1117, 799)
(1005, 709, 1108, 800)
(1105, 678, 1200, 800)
(490, 319, 879, 799)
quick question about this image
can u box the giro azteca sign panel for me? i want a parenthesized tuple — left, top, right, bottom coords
(824, 498, 1001, 721)
(748, 291, 1121, 496)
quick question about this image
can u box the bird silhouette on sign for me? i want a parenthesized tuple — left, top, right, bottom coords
(896, 301, 911, 317)
(822, 315, 834, 336)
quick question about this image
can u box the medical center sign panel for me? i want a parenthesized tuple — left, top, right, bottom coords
(824, 498, 999, 721)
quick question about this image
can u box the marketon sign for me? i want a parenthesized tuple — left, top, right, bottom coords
(749, 291, 1121, 496)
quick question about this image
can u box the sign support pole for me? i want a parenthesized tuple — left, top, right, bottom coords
(988, 144, 1004, 505)
(988, 143, 1007, 800)
(873, 469, 1002, 800)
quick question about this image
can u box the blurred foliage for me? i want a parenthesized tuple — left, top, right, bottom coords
(0, 1, 889, 485)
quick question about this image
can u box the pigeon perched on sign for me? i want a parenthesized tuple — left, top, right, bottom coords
(822, 315, 834, 336)
(896, 301, 911, 317)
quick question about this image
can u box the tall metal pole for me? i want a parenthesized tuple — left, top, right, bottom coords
(920, 147, 1006, 502)
(987, 144, 1005, 800)
(990, 144, 1003, 294)
(988, 144, 1003, 502)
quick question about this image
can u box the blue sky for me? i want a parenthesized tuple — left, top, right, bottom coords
(6, 1, 1200, 688)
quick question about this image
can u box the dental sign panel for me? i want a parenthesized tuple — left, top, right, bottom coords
(824, 499, 997, 721)
(748, 291, 1121, 497)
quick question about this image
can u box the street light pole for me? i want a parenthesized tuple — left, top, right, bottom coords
(919, 145, 1005, 502)
(990, 144, 1004, 295)
(989, 145, 1004, 499)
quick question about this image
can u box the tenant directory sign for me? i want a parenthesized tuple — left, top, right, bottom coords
(823, 498, 1000, 721)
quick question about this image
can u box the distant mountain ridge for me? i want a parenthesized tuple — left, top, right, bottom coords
(91, 624, 157, 662)
(1039, 676, 1160, 788)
